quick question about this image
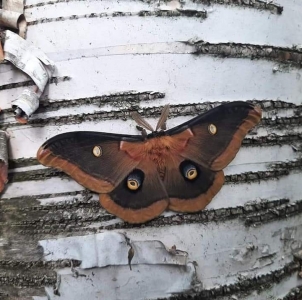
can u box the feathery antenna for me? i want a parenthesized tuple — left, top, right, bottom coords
(131, 105, 170, 134)
(131, 112, 154, 132)
(156, 105, 170, 131)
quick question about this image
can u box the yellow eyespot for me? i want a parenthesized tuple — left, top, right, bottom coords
(127, 179, 139, 190)
(208, 124, 217, 135)
(186, 168, 198, 180)
(180, 161, 199, 181)
(92, 146, 102, 157)
(126, 170, 144, 191)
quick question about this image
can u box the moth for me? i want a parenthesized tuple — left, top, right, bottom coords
(37, 101, 262, 223)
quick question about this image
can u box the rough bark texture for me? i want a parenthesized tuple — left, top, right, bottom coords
(0, 0, 302, 299)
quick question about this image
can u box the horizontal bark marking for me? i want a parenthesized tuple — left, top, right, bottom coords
(281, 285, 302, 300)
(1, 98, 297, 121)
(1, 100, 301, 129)
(243, 133, 302, 147)
(0, 286, 46, 300)
(191, 42, 302, 68)
(8, 198, 289, 228)
(0, 76, 71, 92)
(36, 91, 165, 113)
(245, 200, 302, 226)
(2, 197, 302, 233)
(163, 262, 300, 299)
(8, 157, 40, 169)
(24, 0, 283, 14)
(192, 0, 283, 14)
(27, 9, 207, 26)
(0, 259, 80, 271)
(261, 116, 302, 127)
(103, 200, 302, 231)
(0, 190, 85, 202)
(0, 273, 56, 287)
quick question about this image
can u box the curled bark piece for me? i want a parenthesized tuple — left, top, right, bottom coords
(0, 131, 8, 193)
(4, 31, 55, 92)
(2, 0, 24, 14)
(3, 31, 55, 123)
(12, 89, 39, 123)
(1, 0, 27, 38)
(0, 9, 25, 29)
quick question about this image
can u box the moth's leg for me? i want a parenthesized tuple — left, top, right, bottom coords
(136, 125, 148, 138)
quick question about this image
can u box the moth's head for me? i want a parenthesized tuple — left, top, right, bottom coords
(131, 105, 170, 137)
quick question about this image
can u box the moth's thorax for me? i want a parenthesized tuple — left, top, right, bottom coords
(142, 137, 173, 160)
(120, 129, 194, 170)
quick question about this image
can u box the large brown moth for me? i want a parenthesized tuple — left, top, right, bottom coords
(37, 101, 262, 223)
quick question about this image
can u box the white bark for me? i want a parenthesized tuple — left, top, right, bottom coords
(0, 0, 302, 299)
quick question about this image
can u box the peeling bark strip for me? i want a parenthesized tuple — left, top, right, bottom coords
(27, 9, 207, 26)
(163, 262, 300, 300)
(191, 42, 302, 67)
(8, 159, 302, 183)
(39, 232, 189, 269)
(193, 0, 283, 14)
(0, 76, 71, 92)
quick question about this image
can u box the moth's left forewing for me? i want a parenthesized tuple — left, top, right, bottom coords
(37, 132, 144, 193)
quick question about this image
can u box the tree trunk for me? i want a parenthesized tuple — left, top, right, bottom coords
(0, 0, 302, 299)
